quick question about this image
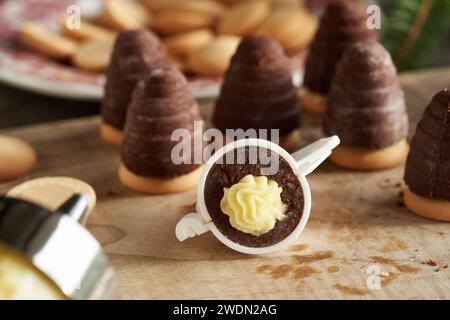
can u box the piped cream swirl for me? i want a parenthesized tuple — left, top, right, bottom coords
(220, 175, 286, 236)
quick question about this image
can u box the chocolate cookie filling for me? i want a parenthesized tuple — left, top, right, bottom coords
(303, 0, 378, 95)
(204, 147, 304, 248)
(102, 30, 169, 130)
(404, 89, 450, 200)
(213, 36, 300, 137)
(121, 66, 203, 178)
(324, 41, 409, 149)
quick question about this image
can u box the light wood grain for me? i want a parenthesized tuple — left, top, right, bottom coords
(1, 68, 450, 299)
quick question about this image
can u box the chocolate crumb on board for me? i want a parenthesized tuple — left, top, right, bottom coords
(293, 250, 334, 264)
(370, 256, 421, 273)
(290, 244, 309, 252)
(256, 264, 320, 280)
(333, 284, 370, 296)
(327, 266, 340, 273)
(106, 190, 119, 196)
(423, 259, 438, 267)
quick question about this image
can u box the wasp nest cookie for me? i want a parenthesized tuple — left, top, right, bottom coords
(324, 41, 409, 170)
(300, 0, 378, 114)
(101, 29, 169, 146)
(213, 36, 301, 151)
(119, 67, 204, 194)
(404, 89, 450, 221)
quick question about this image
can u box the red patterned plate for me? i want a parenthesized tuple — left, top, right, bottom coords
(0, 0, 305, 101)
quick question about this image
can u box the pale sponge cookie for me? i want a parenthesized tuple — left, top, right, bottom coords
(100, 122, 124, 147)
(298, 86, 327, 115)
(0, 135, 37, 182)
(329, 139, 409, 171)
(144, 0, 224, 15)
(217, 0, 270, 36)
(163, 29, 214, 56)
(20, 23, 78, 60)
(119, 164, 203, 194)
(102, 0, 151, 31)
(72, 39, 114, 72)
(185, 35, 240, 76)
(256, 6, 318, 51)
(404, 188, 450, 222)
(151, 10, 216, 35)
(143, 0, 181, 11)
(7, 177, 96, 224)
(60, 18, 116, 42)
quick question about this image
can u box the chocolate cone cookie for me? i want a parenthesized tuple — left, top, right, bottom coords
(404, 89, 450, 221)
(324, 41, 409, 170)
(101, 29, 169, 146)
(300, 0, 378, 114)
(213, 36, 301, 151)
(119, 67, 204, 194)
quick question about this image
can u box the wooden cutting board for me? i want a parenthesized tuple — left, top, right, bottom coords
(1, 67, 450, 299)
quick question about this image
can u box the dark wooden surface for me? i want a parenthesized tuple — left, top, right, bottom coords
(0, 84, 99, 129)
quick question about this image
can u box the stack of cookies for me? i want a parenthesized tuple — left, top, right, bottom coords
(19, 0, 318, 77)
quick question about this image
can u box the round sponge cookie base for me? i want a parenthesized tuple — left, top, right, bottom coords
(100, 122, 124, 147)
(404, 188, 450, 222)
(118, 163, 203, 194)
(299, 86, 327, 115)
(330, 139, 409, 170)
(7, 176, 96, 225)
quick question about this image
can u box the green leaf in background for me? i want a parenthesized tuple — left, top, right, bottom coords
(382, 0, 450, 71)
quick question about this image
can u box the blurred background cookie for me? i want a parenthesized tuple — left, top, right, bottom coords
(149, 0, 225, 16)
(0, 135, 37, 183)
(151, 9, 216, 35)
(20, 23, 78, 60)
(60, 18, 116, 42)
(163, 29, 214, 56)
(185, 35, 241, 76)
(143, 0, 182, 11)
(217, 0, 270, 36)
(271, 0, 303, 8)
(72, 39, 115, 72)
(16, 0, 319, 85)
(101, 0, 151, 31)
(257, 5, 317, 52)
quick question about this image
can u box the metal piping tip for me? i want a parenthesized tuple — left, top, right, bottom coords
(57, 193, 90, 224)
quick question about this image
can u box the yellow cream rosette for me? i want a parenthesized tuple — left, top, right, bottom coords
(220, 175, 286, 236)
